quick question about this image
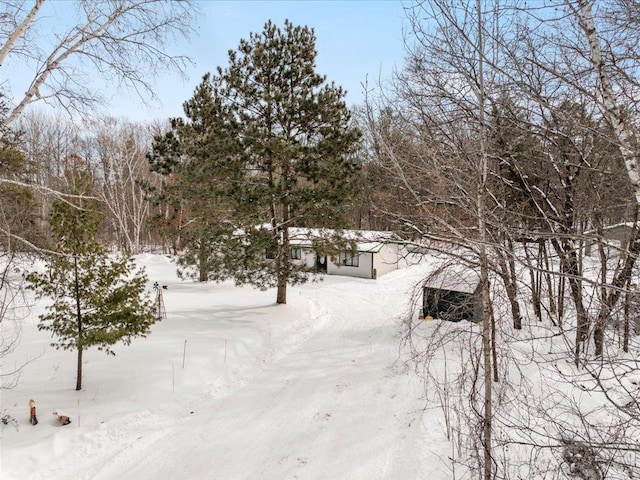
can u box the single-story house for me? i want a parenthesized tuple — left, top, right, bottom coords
(287, 228, 404, 279)
(422, 264, 482, 322)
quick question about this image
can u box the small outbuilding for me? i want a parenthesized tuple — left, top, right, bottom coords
(422, 264, 482, 322)
(584, 222, 639, 256)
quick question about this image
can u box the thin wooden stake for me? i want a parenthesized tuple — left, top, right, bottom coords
(182, 340, 187, 369)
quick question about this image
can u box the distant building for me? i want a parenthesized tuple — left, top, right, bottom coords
(584, 222, 638, 256)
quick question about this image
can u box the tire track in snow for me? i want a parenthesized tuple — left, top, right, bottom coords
(70, 270, 432, 479)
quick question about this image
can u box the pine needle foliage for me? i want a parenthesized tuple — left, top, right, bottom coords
(150, 20, 362, 303)
(148, 73, 240, 282)
(221, 21, 362, 304)
(26, 167, 157, 391)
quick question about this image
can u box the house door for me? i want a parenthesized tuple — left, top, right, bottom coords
(316, 255, 327, 273)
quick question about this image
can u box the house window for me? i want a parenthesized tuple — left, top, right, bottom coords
(265, 245, 276, 260)
(291, 247, 302, 260)
(340, 252, 359, 267)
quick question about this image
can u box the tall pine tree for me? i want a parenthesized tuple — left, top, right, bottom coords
(148, 74, 240, 281)
(26, 165, 157, 391)
(221, 20, 362, 304)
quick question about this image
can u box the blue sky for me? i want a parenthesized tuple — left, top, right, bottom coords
(137, 0, 409, 121)
(8, 1, 409, 123)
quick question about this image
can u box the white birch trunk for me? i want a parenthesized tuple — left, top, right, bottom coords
(1, 0, 194, 129)
(576, 0, 640, 205)
(0, 0, 45, 67)
(93, 120, 153, 253)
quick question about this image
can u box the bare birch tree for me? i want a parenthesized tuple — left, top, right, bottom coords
(362, 1, 503, 476)
(0, 0, 197, 128)
(360, 0, 640, 477)
(87, 116, 157, 253)
(571, 0, 640, 204)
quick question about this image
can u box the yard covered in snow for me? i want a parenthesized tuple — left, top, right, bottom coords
(1, 254, 445, 480)
(2, 252, 640, 479)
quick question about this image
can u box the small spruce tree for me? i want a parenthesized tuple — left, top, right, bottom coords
(26, 167, 157, 391)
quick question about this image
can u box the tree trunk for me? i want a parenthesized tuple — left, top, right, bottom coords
(593, 233, 609, 357)
(593, 309, 607, 358)
(536, 240, 544, 318)
(76, 345, 83, 391)
(475, 3, 492, 477)
(491, 308, 499, 383)
(198, 244, 208, 282)
(623, 283, 631, 353)
(276, 275, 287, 304)
(542, 242, 557, 324)
(525, 243, 542, 321)
(276, 224, 290, 305)
(481, 262, 493, 480)
(571, 278, 589, 363)
(561, 244, 590, 364)
(557, 273, 565, 328)
(496, 245, 521, 329)
(74, 255, 84, 390)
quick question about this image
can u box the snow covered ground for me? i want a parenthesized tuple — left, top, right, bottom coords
(1, 254, 452, 480)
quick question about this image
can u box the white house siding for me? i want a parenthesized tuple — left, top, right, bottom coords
(287, 228, 404, 279)
(372, 243, 399, 277)
(327, 252, 374, 279)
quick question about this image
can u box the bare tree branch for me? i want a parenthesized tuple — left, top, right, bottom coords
(1, 0, 198, 127)
(0, 0, 44, 67)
